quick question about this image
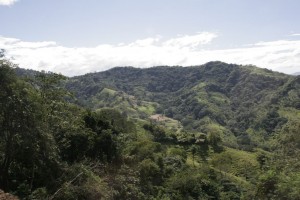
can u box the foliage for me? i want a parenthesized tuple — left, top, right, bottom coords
(0, 60, 299, 199)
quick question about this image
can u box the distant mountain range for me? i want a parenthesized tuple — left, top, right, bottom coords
(292, 72, 300, 76)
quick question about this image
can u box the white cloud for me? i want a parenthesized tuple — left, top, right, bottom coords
(289, 33, 300, 37)
(0, 0, 18, 6)
(1, 32, 300, 76)
(163, 32, 218, 48)
(130, 36, 161, 47)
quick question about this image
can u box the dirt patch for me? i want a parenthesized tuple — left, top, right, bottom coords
(0, 190, 19, 200)
(149, 114, 168, 121)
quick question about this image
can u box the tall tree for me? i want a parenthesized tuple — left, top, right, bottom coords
(0, 62, 60, 193)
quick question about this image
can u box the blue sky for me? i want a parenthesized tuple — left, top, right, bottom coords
(0, 0, 300, 76)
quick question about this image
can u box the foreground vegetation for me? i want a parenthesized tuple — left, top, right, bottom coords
(1, 58, 300, 199)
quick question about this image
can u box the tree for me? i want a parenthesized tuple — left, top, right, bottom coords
(0, 62, 60, 194)
(207, 127, 222, 152)
(139, 158, 162, 194)
(0, 49, 5, 58)
(190, 145, 198, 167)
(0, 61, 18, 190)
(256, 170, 278, 199)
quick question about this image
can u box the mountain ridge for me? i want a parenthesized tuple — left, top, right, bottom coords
(65, 61, 299, 150)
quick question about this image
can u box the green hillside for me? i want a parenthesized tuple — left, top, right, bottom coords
(66, 62, 299, 150)
(1, 60, 300, 199)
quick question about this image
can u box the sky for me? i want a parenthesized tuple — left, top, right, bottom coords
(0, 0, 300, 76)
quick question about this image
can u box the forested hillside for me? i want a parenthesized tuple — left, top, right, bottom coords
(1, 59, 300, 199)
(66, 62, 299, 150)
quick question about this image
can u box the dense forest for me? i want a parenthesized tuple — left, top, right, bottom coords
(1, 56, 300, 199)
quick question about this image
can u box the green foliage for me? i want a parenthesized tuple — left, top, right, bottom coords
(139, 158, 163, 194)
(126, 140, 162, 161)
(143, 123, 167, 141)
(65, 61, 297, 151)
(0, 62, 61, 194)
(50, 164, 110, 200)
(167, 147, 187, 162)
(261, 108, 288, 135)
(211, 148, 259, 182)
(276, 172, 300, 200)
(206, 125, 222, 147)
(0, 61, 299, 199)
(165, 168, 220, 199)
(256, 170, 278, 199)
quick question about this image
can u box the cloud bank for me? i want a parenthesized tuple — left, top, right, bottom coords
(0, 32, 299, 76)
(0, 0, 18, 6)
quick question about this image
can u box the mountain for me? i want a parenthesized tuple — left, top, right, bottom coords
(2, 60, 300, 199)
(292, 72, 300, 76)
(65, 61, 300, 150)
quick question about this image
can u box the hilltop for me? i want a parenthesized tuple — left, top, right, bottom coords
(65, 62, 299, 150)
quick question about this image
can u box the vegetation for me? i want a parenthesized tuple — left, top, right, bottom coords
(0, 57, 299, 199)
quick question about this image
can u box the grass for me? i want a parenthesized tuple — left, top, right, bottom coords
(136, 102, 157, 115)
(210, 147, 259, 182)
(210, 166, 253, 189)
(184, 146, 255, 189)
(210, 92, 230, 106)
(224, 147, 258, 166)
(186, 153, 201, 167)
(245, 65, 288, 78)
(279, 107, 300, 120)
(101, 87, 117, 95)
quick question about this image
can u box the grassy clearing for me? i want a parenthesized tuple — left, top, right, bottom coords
(210, 147, 259, 182)
(224, 147, 258, 165)
(185, 147, 254, 189)
(136, 102, 157, 115)
(101, 87, 117, 95)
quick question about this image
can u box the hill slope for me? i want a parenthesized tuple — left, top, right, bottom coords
(65, 61, 300, 149)
(3, 60, 299, 199)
